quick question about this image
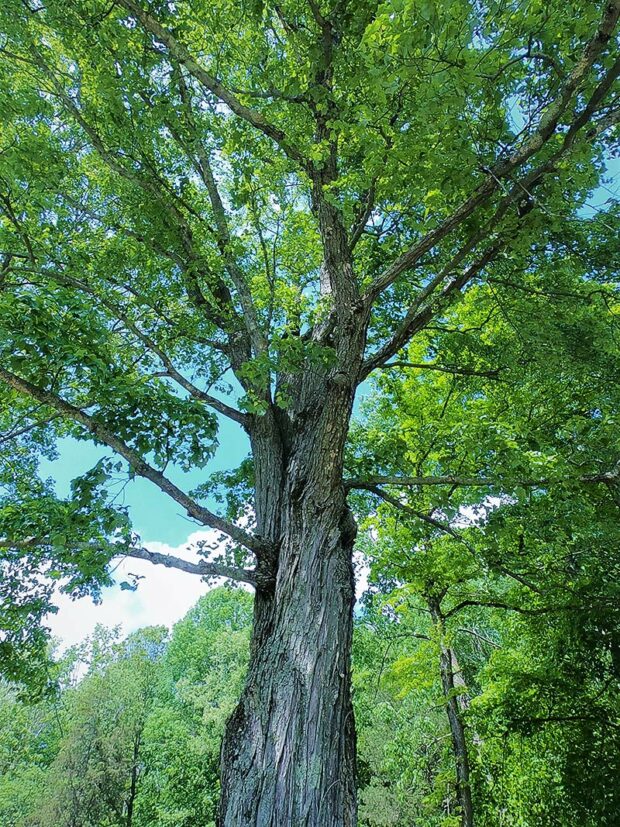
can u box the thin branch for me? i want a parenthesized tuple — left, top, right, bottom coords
(345, 467, 620, 490)
(456, 627, 501, 648)
(118, 0, 310, 170)
(122, 545, 256, 585)
(41, 268, 249, 426)
(0, 414, 61, 445)
(378, 360, 501, 378)
(349, 180, 378, 251)
(359, 483, 470, 545)
(443, 599, 562, 620)
(0, 536, 256, 585)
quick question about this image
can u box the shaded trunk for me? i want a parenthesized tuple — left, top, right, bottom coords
(125, 731, 141, 827)
(219, 374, 360, 826)
(429, 599, 474, 827)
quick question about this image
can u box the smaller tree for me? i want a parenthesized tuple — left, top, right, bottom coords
(27, 625, 166, 827)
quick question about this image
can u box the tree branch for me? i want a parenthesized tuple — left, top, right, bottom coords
(361, 240, 503, 378)
(443, 599, 562, 620)
(378, 360, 501, 378)
(346, 468, 620, 490)
(118, 0, 310, 171)
(121, 545, 256, 585)
(364, 0, 620, 301)
(0, 536, 256, 586)
(0, 366, 268, 556)
(45, 269, 249, 426)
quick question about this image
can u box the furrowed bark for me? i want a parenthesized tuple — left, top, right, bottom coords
(218, 313, 366, 826)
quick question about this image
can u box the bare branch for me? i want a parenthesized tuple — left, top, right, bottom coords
(122, 545, 256, 585)
(0, 536, 256, 585)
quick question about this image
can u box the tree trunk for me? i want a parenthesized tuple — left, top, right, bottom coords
(429, 599, 474, 827)
(218, 378, 360, 826)
(125, 731, 141, 827)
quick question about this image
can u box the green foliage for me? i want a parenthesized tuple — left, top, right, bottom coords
(0, 0, 618, 822)
(0, 587, 251, 827)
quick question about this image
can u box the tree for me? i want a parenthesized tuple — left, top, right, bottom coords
(0, 1, 619, 823)
(135, 587, 252, 826)
(349, 197, 620, 825)
(26, 625, 166, 827)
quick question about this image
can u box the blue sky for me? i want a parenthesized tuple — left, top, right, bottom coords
(40, 413, 250, 546)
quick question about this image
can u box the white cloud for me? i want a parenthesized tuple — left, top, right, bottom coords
(47, 531, 221, 649)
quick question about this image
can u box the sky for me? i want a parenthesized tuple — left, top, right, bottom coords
(43, 414, 251, 648)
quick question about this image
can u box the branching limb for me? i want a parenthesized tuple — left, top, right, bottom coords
(364, 0, 620, 301)
(361, 240, 503, 378)
(22, 46, 242, 336)
(117, 0, 310, 171)
(41, 268, 249, 426)
(0, 366, 269, 556)
(357, 483, 469, 545)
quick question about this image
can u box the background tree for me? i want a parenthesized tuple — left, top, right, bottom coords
(25, 625, 166, 827)
(348, 205, 620, 825)
(0, 1, 618, 823)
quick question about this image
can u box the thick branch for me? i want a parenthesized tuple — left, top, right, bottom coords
(361, 240, 503, 378)
(0, 366, 268, 556)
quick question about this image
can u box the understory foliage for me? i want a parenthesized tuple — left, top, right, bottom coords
(1, 584, 618, 827)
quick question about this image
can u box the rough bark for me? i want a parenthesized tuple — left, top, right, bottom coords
(218, 337, 365, 826)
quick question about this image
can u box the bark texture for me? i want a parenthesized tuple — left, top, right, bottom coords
(429, 599, 474, 827)
(219, 339, 364, 825)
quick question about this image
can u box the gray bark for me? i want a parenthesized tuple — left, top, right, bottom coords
(429, 598, 474, 827)
(218, 313, 366, 825)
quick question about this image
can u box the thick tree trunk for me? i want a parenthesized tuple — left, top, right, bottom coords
(218, 378, 360, 826)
